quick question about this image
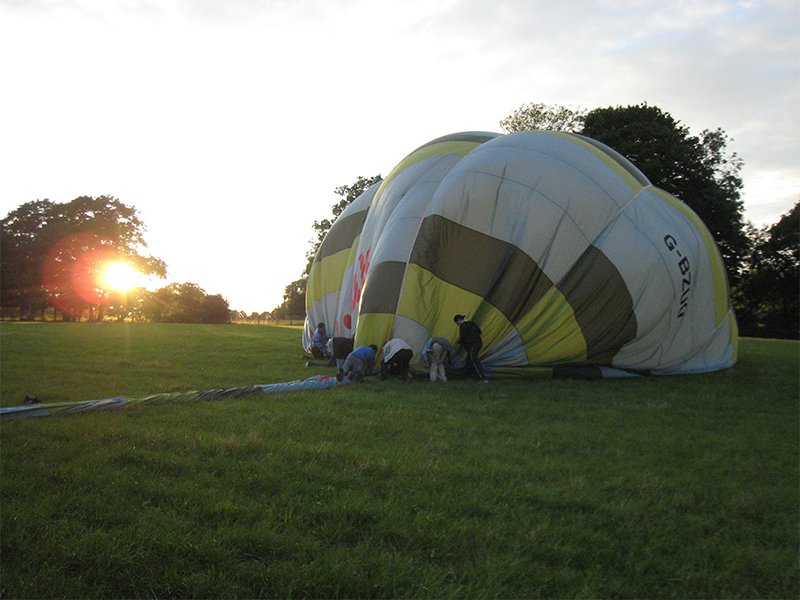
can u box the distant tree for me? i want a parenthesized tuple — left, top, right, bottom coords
(500, 103, 587, 133)
(169, 283, 206, 323)
(140, 282, 230, 324)
(1, 196, 166, 320)
(106, 285, 147, 322)
(248, 311, 270, 324)
(199, 294, 231, 324)
(733, 201, 799, 339)
(277, 277, 307, 320)
(270, 275, 307, 321)
(581, 104, 747, 279)
(140, 284, 176, 323)
(244, 311, 268, 324)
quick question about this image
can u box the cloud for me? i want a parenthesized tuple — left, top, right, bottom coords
(1, 0, 797, 311)
(429, 0, 800, 225)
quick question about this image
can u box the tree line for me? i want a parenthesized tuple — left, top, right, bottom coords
(125, 282, 231, 324)
(274, 102, 797, 340)
(1, 196, 230, 324)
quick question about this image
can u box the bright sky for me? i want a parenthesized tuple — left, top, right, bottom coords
(2, 0, 798, 314)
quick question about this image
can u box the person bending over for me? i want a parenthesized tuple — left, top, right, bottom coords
(422, 336, 453, 382)
(338, 344, 378, 383)
(380, 338, 414, 381)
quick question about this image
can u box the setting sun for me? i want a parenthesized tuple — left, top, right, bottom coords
(102, 261, 141, 293)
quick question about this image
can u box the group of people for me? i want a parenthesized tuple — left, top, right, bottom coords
(308, 313, 487, 383)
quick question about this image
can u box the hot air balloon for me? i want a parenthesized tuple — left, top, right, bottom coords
(304, 131, 737, 377)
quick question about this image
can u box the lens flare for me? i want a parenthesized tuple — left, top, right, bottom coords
(103, 261, 141, 292)
(42, 233, 145, 317)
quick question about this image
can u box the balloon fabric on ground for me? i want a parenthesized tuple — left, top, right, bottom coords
(304, 131, 738, 377)
(0, 375, 351, 421)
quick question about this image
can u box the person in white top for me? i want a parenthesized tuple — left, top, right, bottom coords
(380, 338, 414, 381)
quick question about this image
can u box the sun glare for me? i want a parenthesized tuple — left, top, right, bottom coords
(102, 261, 141, 292)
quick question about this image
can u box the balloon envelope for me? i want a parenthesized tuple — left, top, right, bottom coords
(305, 131, 737, 376)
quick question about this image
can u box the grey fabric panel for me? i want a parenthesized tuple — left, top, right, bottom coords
(314, 209, 369, 263)
(557, 244, 637, 363)
(359, 260, 407, 315)
(410, 215, 553, 324)
(566, 133, 650, 189)
(414, 132, 500, 153)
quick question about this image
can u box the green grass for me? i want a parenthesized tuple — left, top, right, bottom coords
(1, 323, 798, 598)
(0, 323, 311, 405)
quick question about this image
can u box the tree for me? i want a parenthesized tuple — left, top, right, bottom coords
(580, 104, 747, 279)
(1, 196, 166, 320)
(140, 284, 176, 323)
(199, 294, 231, 325)
(500, 102, 587, 134)
(245, 311, 269, 325)
(272, 277, 307, 320)
(733, 201, 799, 339)
(1, 200, 57, 319)
(139, 282, 230, 324)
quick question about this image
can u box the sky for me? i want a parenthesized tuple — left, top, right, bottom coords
(2, 0, 798, 314)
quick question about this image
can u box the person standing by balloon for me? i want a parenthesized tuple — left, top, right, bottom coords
(454, 314, 487, 381)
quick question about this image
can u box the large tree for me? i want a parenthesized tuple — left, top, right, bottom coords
(1, 196, 166, 320)
(500, 102, 587, 133)
(733, 201, 799, 339)
(581, 104, 747, 277)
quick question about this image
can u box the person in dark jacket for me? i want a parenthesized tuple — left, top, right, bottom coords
(454, 314, 487, 381)
(331, 336, 354, 371)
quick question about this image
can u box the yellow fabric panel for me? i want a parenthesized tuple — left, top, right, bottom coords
(307, 252, 343, 305)
(397, 264, 472, 337)
(306, 265, 320, 309)
(550, 132, 646, 194)
(374, 141, 483, 204)
(515, 286, 588, 365)
(397, 264, 508, 352)
(652, 188, 730, 326)
(730, 313, 739, 362)
(306, 235, 362, 306)
(398, 264, 587, 366)
(353, 312, 395, 359)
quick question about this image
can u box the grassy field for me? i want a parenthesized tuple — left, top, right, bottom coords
(1, 323, 797, 599)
